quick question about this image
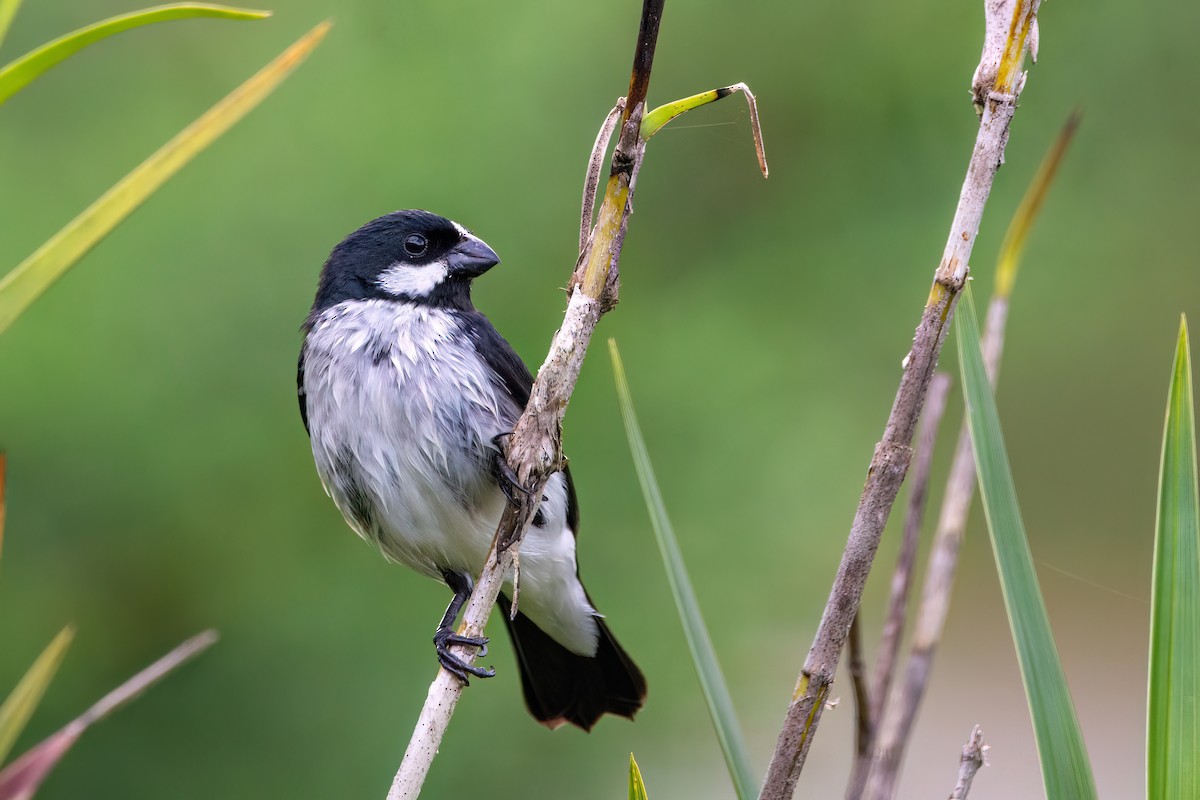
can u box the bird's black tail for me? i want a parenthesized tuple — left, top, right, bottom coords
(497, 593, 646, 731)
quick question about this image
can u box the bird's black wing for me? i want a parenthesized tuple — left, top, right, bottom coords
(297, 349, 310, 435)
(458, 309, 533, 408)
(458, 309, 579, 534)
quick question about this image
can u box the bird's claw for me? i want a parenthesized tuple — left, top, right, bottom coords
(434, 629, 496, 685)
(491, 432, 532, 508)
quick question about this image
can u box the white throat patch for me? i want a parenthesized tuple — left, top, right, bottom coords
(378, 260, 450, 297)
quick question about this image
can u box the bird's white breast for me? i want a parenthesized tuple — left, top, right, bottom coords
(301, 299, 598, 654)
(303, 300, 510, 573)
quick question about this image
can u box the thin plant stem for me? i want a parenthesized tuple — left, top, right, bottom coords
(950, 726, 988, 799)
(759, 2, 1040, 796)
(845, 373, 952, 800)
(863, 113, 1079, 799)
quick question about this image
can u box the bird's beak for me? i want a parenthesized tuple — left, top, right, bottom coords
(447, 235, 500, 277)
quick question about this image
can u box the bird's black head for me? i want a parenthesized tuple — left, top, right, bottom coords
(309, 210, 500, 314)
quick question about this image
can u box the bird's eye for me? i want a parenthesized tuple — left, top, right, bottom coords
(403, 234, 428, 257)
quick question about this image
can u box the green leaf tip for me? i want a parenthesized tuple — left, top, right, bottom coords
(0, 630, 217, 799)
(628, 753, 649, 800)
(0, 0, 23, 55)
(0, 627, 75, 767)
(640, 83, 768, 178)
(956, 285, 1097, 798)
(1148, 313, 1200, 800)
(609, 340, 757, 800)
(0, 20, 329, 336)
(0, 3, 272, 107)
(993, 111, 1080, 300)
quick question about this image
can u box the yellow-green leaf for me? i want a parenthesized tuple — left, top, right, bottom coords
(994, 112, 1081, 299)
(0, 0, 21, 54)
(0, 628, 74, 767)
(0, 631, 216, 799)
(0, 3, 270, 107)
(1148, 317, 1200, 800)
(640, 83, 768, 178)
(628, 754, 649, 800)
(0, 19, 330, 336)
(956, 284, 1097, 798)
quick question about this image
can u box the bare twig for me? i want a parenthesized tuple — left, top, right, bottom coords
(871, 373, 952, 724)
(847, 616, 872, 766)
(845, 374, 952, 800)
(386, 3, 665, 797)
(863, 361, 997, 800)
(863, 113, 1079, 800)
(758, 2, 1040, 797)
(950, 726, 988, 799)
(580, 99, 626, 254)
(76, 630, 218, 726)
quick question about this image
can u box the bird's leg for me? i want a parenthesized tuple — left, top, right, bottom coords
(490, 432, 532, 507)
(433, 570, 496, 684)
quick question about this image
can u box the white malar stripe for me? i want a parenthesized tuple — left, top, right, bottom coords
(378, 260, 449, 297)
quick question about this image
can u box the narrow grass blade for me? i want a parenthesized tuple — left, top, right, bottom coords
(956, 285, 1097, 798)
(0, 628, 74, 767)
(0, 20, 330, 336)
(628, 754, 649, 800)
(1147, 317, 1200, 800)
(0, 3, 270, 107)
(610, 340, 757, 800)
(0, 631, 216, 799)
(994, 112, 1081, 299)
(0, 0, 21, 54)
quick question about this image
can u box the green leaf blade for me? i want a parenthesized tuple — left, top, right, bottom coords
(610, 341, 757, 800)
(0, 3, 270, 107)
(0, 628, 74, 767)
(0, 20, 329, 336)
(0, 0, 22, 54)
(956, 286, 1097, 798)
(628, 753, 649, 800)
(1148, 317, 1200, 800)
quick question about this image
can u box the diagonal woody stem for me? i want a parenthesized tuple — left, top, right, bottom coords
(863, 111, 1078, 800)
(845, 374, 952, 800)
(758, 2, 1040, 797)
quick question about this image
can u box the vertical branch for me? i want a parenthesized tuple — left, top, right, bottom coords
(758, 2, 1040, 797)
(949, 726, 988, 799)
(385, 2, 666, 797)
(870, 373, 952, 725)
(845, 374, 952, 800)
(864, 365, 996, 800)
(847, 616, 873, 768)
(863, 111, 1079, 800)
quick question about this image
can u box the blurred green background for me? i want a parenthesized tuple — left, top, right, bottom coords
(0, 0, 1195, 797)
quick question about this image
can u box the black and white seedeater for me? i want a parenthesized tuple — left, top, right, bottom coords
(297, 210, 646, 730)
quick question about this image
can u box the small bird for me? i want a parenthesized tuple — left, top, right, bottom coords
(298, 209, 646, 730)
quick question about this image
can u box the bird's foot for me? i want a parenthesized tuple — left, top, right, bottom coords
(434, 628, 496, 685)
(491, 432, 532, 507)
